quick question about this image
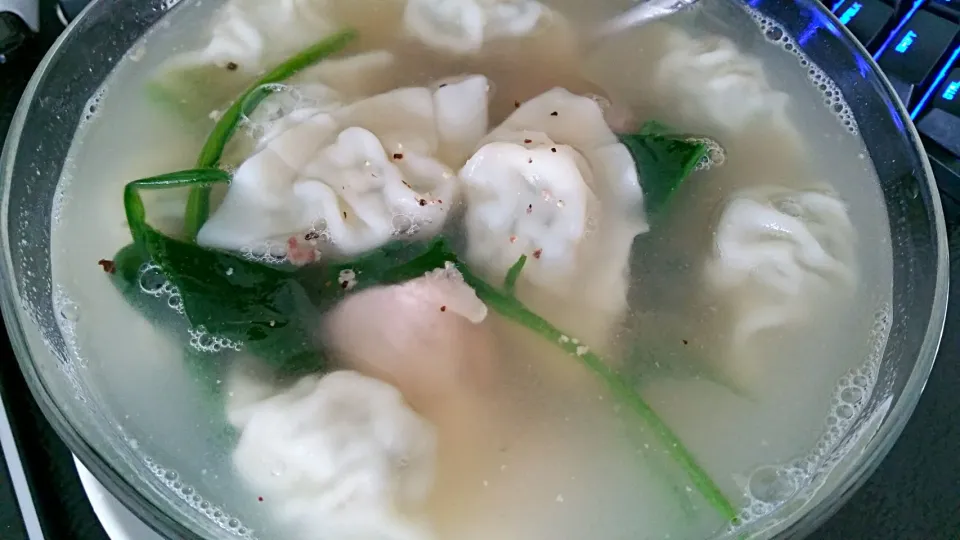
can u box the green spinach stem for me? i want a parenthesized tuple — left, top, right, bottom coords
(124, 168, 232, 249)
(458, 264, 740, 523)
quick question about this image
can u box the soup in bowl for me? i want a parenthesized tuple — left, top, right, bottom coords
(0, 0, 948, 538)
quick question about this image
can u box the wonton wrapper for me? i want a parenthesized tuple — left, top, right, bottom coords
(460, 87, 648, 357)
(704, 186, 857, 387)
(150, 0, 565, 114)
(585, 25, 805, 172)
(653, 32, 794, 136)
(227, 365, 437, 540)
(403, 0, 548, 54)
(148, 0, 408, 114)
(197, 75, 490, 259)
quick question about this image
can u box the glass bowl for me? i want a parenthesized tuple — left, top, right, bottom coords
(0, 0, 949, 538)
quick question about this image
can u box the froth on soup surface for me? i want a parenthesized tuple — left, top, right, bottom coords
(51, 0, 893, 538)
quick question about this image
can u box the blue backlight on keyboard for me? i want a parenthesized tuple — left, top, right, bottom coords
(945, 81, 959, 101)
(895, 30, 918, 53)
(911, 46, 960, 118)
(839, 2, 863, 24)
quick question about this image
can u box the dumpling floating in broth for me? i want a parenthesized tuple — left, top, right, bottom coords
(653, 32, 795, 138)
(148, 0, 409, 112)
(460, 87, 648, 352)
(403, 0, 548, 54)
(196, 75, 490, 260)
(704, 185, 858, 386)
(227, 366, 438, 540)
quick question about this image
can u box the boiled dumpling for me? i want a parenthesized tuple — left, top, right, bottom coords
(459, 87, 647, 351)
(704, 186, 857, 385)
(653, 32, 796, 137)
(587, 26, 804, 163)
(148, 0, 407, 114)
(321, 263, 500, 419)
(227, 365, 438, 540)
(403, 0, 548, 54)
(196, 75, 490, 260)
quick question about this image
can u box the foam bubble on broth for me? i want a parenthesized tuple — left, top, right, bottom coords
(745, 7, 859, 135)
(144, 456, 258, 538)
(731, 304, 890, 532)
(52, 285, 89, 400)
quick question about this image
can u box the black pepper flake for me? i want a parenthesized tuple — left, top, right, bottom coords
(551, 147, 557, 152)
(97, 259, 116, 274)
(341, 281, 349, 289)
(682, 339, 689, 345)
(393, 153, 404, 160)
(419, 199, 427, 206)
(257, 496, 264, 502)
(440, 305, 447, 312)
(526, 204, 533, 214)
(438, 199, 443, 204)
(304, 231, 320, 241)
(343, 211, 348, 219)
(524, 139, 532, 144)
(439, 83, 448, 88)
(550, 111, 558, 116)
(514, 100, 521, 108)
(533, 249, 542, 259)
(528, 158, 533, 164)
(226, 62, 239, 71)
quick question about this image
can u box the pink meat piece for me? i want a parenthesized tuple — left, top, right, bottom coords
(319, 267, 499, 415)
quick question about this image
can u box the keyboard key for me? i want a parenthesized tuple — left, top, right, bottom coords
(930, 0, 959, 19)
(928, 152, 960, 222)
(933, 67, 960, 116)
(917, 67, 960, 156)
(887, 75, 920, 105)
(833, 0, 895, 45)
(878, 10, 959, 86)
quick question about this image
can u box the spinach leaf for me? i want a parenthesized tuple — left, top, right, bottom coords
(184, 28, 359, 240)
(503, 254, 527, 296)
(142, 228, 321, 375)
(121, 168, 323, 374)
(108, 244, 235, 413)
(618, 122, 709, 217)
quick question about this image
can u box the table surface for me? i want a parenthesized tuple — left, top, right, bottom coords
(0, 3, 958, 538)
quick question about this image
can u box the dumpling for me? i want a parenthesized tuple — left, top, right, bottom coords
(403, 0, 549, 54)
(704, 186, 857, 385)
(459, 87, 648, 350)
(320, 263, 500, 419)
(586, 26, 804, 165)
(653, 32, 796, 138)
(227, 365, 438, 540)
(148, 0, 407, 114)
(196, 75, 490, 260)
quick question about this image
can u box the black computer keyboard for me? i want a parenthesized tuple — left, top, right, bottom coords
(827, 0, 960, 217)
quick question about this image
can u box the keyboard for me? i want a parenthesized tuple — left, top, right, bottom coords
(828, 0, 960, 218)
